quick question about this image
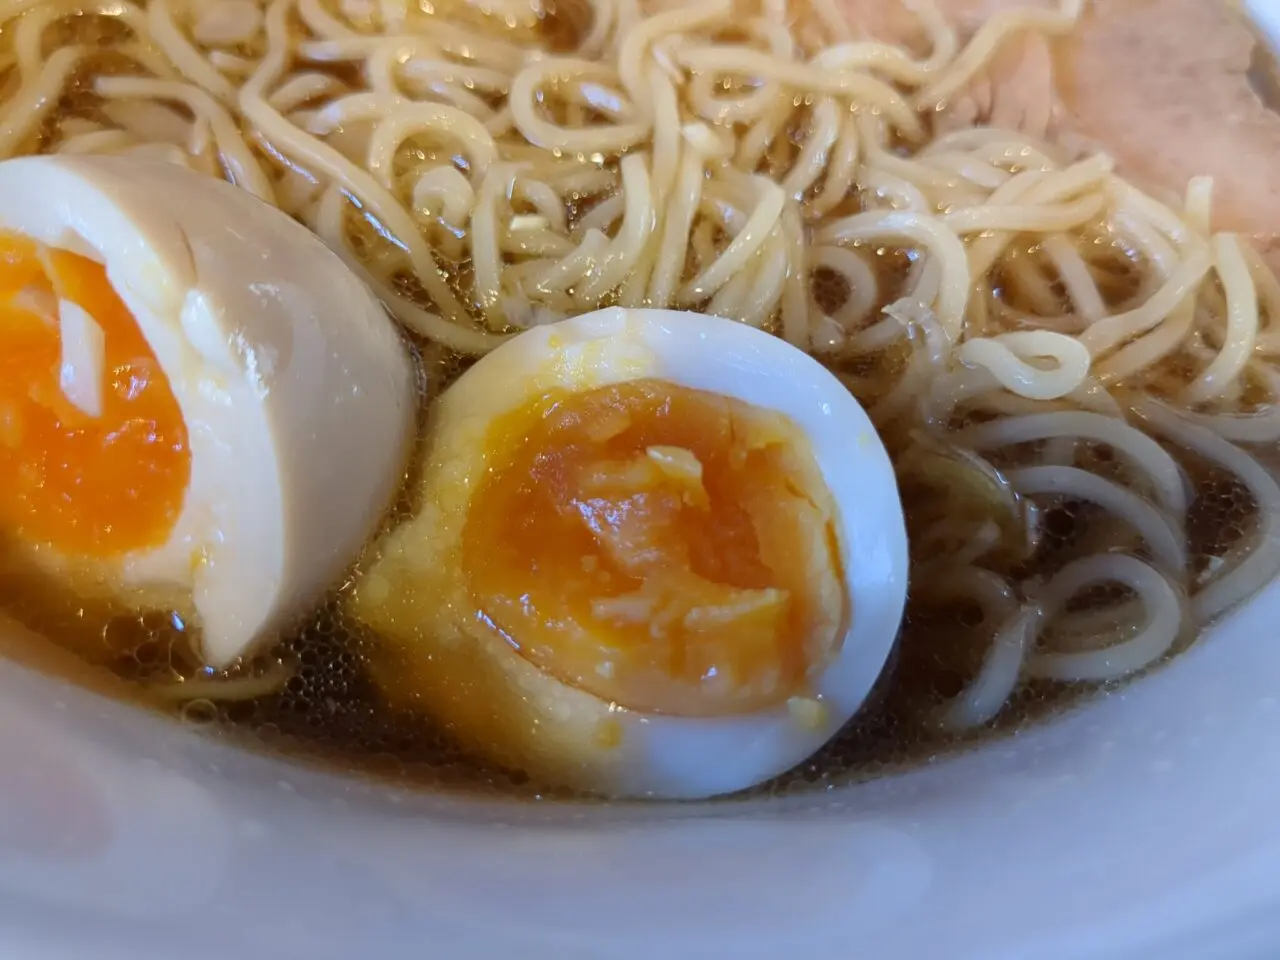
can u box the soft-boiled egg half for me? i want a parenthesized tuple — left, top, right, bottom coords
(349, 308, 908, 799)
(0, 155, 414, 667)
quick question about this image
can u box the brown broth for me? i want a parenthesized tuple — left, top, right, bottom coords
(0, 314, 1263, 803)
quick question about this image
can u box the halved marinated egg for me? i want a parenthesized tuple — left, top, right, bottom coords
(349, 308, 908, 799)
(0, 155, 415, 667)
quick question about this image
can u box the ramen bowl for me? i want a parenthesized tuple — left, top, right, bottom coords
(3, 0, 1280, 957)
(3, 577, 1279, 960)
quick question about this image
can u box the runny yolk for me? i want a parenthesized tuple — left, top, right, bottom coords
(0, 234, 189, 558)
(461, 378, 848, 717)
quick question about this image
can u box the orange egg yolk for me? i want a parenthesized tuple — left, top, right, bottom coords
(0, 234, 189, 558)
(461, 378, 848, 717)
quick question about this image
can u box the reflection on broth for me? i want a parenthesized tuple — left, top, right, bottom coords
(0, 0, 1276, 799)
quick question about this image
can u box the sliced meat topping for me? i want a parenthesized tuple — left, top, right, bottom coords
(1054, 0, 1280, 266)
(837, 0, 1280, 269)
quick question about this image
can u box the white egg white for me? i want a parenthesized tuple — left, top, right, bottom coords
(356, 307, 909, 800)
(0, 155, 416, 667)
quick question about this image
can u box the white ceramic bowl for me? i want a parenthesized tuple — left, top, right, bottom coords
(3, 6, 1280, 957)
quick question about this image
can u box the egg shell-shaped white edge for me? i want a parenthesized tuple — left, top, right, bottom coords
(0, 155, 417, 667)
(421, 307, 909, 799)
